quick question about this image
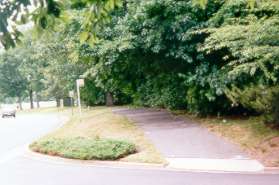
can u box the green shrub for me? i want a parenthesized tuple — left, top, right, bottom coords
(81, 78, 105, 106)
(133, 75, 187, 109)
(270, 92, 279, 125)
(30, 137, 137, 160)
(226, 85, 279, 125)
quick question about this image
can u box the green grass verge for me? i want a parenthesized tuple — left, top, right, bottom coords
(30, 137, 136, 160)
(29, 107, 165, 163)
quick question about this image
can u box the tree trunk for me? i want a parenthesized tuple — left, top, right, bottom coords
(29, 89, 34, 109)
(18, 97, 23, 110)
(56, 98, 61, 107)
(35, 91, 40, 108)
(106, 92, 113, 106)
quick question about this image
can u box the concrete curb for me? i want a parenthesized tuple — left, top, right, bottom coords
(166, 157, 264, 173)
(25, 148, 167, 168)
(24, 148, 279, 174)
(264, 167, 279, 174)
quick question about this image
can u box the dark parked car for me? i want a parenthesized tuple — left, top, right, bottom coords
(1, 106, 16, 118)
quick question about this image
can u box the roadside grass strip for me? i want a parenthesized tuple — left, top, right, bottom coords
(30, 107, 165, 163)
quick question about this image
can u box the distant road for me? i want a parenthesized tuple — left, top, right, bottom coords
(0, 112, 63, 156)
(1, 100, 56, 110)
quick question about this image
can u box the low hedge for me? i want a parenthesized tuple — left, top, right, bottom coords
(30, 137, 137, 160)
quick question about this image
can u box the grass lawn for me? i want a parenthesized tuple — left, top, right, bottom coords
(184, 114, 279, 167)
(30, 107, 165, 163)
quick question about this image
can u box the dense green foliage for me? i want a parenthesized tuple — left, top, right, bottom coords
(77, 0, 278, 119)
(0, 0, 278, 123)
(0, 49, 28, 102)
(0, 0, 120, 49)
(196, 0, 279, 119)
(0, 30, 85, 107)
(30, 137, 136, 160)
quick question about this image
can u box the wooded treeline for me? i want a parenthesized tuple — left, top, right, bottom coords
(0, 0, 278, 123)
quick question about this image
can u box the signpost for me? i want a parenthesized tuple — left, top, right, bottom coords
(69, 90, 74, 116)
(76, 79, 84, 118)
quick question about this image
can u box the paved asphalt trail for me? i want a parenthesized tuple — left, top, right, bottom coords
(0, 110, 278, 185)
(113, 108, 265, 172)
(113, 108, 247, 159)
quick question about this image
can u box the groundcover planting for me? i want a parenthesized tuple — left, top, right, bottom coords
(30, 137, 137, 160)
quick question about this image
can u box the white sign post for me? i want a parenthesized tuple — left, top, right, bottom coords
(76, 79, 84, 118)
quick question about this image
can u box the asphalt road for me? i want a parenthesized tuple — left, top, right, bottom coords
(0, 112, 64, 156)
(0, 111, 278, 185)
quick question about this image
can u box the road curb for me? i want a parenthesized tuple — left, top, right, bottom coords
(264, 167, 279, 174)
(25, 148, 167, 168)
(166, 157, 265, 173)
(24, 148, 279, 174)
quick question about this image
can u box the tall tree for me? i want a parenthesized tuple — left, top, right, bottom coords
(0, 49, 28, 109)
(18, 36, 46, 109)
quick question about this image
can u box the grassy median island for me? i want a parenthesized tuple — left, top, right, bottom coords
(30, 107, 165, 163)
(30, 137, 136, 160)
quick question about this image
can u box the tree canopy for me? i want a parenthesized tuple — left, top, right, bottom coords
(0, 0, 278, 123)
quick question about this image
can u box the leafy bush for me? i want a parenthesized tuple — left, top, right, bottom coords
(133, 75, 187, 109)
(226, 85, 279, 125)
(259, 92, 279, 126)
(81, 78, 105, 106)
(185, 85, 233, 115)
(30, 137, 137, 160)
(269, 91, 279, 126)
